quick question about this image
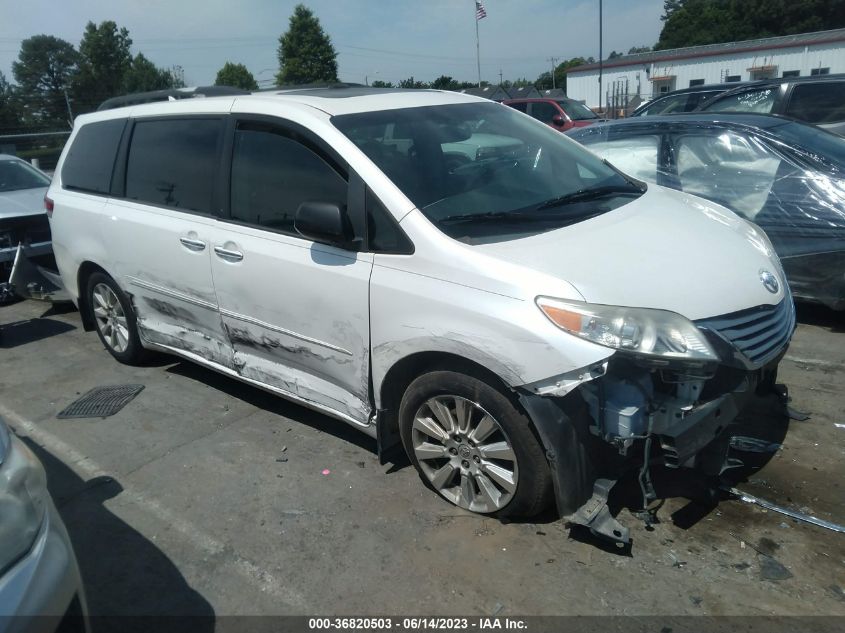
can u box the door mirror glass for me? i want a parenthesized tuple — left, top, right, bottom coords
(552, 114, 565, 126)
(295, 202, 354, 247)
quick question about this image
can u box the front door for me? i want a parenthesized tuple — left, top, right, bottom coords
(209, 118, 373, 425)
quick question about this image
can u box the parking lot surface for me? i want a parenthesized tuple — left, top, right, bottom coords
(1, 298, 844, 620)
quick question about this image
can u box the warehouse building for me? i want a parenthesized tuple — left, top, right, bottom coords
(566, 28, 845, 110)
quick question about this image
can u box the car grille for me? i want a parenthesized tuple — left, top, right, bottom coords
(0, 214, 52, 249)
(696, 300, 795, 368)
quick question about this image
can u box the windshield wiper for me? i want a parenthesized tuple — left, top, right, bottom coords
(437, 207, 608, 226)
(438, 211, 520, 225)
(535, 184, 643, 211)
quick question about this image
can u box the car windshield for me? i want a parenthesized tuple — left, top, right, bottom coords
(558, 99, 598, 120)
(332, 102, 642, 239)
(770, 121, 845, 170)
(0, 159, 51, 192)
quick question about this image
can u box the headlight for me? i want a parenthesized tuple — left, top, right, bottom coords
(537, 297, 718, 362)
(0, 417, 48, 575)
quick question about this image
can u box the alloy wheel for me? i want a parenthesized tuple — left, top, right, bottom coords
(92, 283, 130, 353)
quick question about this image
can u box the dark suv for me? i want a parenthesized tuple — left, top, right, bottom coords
(504, 98, 603, 132)
(698, 74, 845, 136)
(631, 82, 746, 117)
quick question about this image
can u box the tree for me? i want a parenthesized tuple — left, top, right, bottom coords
(0, 72, 23, 133)
(535, 57, 590, 92)
(370, 79, 393, 88)
(628, 45, 652, 54)
(430, 75, 459, 90)
(12, 35, 78, 127)
(608, 50, 623, 59)
(656, 0, 845, 50)
(215, 62, 258, 90)
(123, 53, 177, 93)
(72, 21, 133, 114)
(398, 76, 428, 89)
(276, 4, 338, 85)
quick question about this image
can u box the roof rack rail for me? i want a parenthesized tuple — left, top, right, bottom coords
(97, 85, 251, 111)
(258, 82, 364, 92)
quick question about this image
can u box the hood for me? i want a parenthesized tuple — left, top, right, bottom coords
(0, 187, 48, 220)
(471, 185, 786, 321)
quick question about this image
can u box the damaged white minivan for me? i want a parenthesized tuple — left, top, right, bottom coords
(48, 87, 794, 542)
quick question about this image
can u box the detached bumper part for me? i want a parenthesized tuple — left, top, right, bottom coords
(2, 244, 69, 302)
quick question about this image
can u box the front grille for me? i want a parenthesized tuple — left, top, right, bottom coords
(0, 214, 52, 248)
(696, 300, 795, 368)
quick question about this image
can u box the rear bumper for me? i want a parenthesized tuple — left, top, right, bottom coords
(0, 500, 89, 633)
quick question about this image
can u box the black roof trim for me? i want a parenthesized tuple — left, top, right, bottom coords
(97, 85, 250, 111)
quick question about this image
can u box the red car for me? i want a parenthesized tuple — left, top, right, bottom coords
(504, 98, 603, 132)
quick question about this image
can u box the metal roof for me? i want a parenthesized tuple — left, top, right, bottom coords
(569, 28, 845, 74)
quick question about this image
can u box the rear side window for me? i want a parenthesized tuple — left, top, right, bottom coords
(704, 88, 776, 113)
(786, 82, 845, 124)
(62, 119, 126, 194)
(125, 118, 221, 214)
(529, 102, 559, 124)
(230, 122, 347, 234)
(507, 102, 528, 113)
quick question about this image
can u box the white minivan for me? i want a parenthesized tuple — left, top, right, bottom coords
(47, 87, 794, 542)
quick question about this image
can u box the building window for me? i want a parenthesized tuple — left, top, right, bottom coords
(782, 70, 800, 78)
(725, 75, 741, 82)
(689, 79, 705, 86)
(810, 67, 830, 76)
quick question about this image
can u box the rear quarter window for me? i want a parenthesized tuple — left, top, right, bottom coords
(786, 82, 845, 124)
(62, 118, 127, 194)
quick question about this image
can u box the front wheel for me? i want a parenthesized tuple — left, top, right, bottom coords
(399, 371, 552, 518)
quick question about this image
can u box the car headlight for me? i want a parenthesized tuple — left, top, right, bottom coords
(0, 417, 48, 575)
(536, 297, 718, 362)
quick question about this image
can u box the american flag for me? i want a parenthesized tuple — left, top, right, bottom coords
(476, 1, 487, 20)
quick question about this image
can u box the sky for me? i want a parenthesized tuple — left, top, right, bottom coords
(0, 0, 665, 87)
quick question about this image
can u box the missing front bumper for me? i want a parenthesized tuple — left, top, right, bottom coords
(0, 244, 69, 303)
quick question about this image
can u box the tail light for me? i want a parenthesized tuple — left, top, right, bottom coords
(44, 195, 54, 218)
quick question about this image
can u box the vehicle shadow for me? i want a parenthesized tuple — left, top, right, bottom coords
(0, 318, 75, 348)
(795, 302, 845, 333)
(164, 360, 378, 455)
(19, 437, 216, 633)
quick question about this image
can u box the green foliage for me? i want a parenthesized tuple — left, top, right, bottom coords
(276, 4, 338, 85)
(12, 35, 79, 127)
(215, 62, 258, 90)
(398, 76, 428, 89)
(608, 51, 623, 59)
(72, 21, 133, 114)
(123, 53, 177, 93)
(628, 45, 653, 54)
(657, 0, 845, 50)
(370, 79, 394, 88)
(430, 75, 460, 90)
(535, 57, 591, 92)
(0, 72, 23, 133)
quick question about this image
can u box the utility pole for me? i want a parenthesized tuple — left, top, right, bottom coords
(499, 68, 503, 85)
(548, 57, 559, 89)
(598, 0, 603, 113)
(63, 88, 74, 127)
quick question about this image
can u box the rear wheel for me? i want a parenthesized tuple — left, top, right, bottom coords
(399, 371, 551, 518)
(86, 272, 146, 364)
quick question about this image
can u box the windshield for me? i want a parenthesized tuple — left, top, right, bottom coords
(0, 159, 51, 192)
(770, 121, 845, 171)
(558, 99, 598, 120)
(332, 102, 641, 239)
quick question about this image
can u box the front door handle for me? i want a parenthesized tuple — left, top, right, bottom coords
(214, 246, 244, 262)
(179, 237, 206, 252)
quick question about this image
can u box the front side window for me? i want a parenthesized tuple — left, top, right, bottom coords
(0, 159, 50, 192)
(558, 99, 597, 121)
(230, 122, 347, 234)
(125, 118, 221, 213)
(333, 102, 643, 241)
(674, 130, 784, 220)
(529, 102, 559, 124)
(704, 88, 776, 113)
(506, 101, 528, 113)
(638, 93, 689, 116)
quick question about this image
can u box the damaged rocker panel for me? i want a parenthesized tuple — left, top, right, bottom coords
(126, 275, 218, 311)
(219, 308, 354, 356)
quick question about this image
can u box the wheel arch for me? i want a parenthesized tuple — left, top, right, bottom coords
(76, 261, 112, 332)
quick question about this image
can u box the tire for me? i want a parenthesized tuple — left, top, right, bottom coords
(85, 272, 146, 365)
(399, 370, 552, 519)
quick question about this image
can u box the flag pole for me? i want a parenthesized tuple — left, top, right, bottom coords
(475, 4, 481, 87)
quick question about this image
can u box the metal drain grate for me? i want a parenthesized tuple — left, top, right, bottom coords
(57, 384, 145, 419)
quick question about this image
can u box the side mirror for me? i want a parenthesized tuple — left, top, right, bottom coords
(294, 202, 356, 248)
(551, 114, 566, 127)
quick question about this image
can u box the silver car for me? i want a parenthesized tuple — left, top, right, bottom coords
(0, 416, 89, 632)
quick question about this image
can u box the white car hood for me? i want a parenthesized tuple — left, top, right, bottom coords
(0, 187, 48, 219)
(472, 185, 786, 321)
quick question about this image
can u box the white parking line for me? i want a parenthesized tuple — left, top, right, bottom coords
(0, 402, 306, 609)
(784, 355, 843, 369)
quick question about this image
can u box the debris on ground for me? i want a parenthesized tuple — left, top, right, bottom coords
(730, 436, 783, 453)
(786, 406, 811, 421)
(759, 554, 793, 581)
(322, 469, 331, 475)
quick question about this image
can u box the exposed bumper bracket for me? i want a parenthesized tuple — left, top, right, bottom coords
(4, 244, 69, 302)
(566, 478, 630, 544)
